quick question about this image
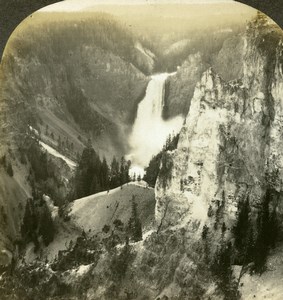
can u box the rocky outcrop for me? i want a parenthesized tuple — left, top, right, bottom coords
(163, 34, 245, 121)
(212, 35, 245, 82)
(156, 17, 283, 230)
(163, 53, 207, 120)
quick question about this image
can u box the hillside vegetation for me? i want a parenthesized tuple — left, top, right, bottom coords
(1, 12, 150, 161)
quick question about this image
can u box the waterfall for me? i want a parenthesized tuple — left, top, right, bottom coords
(128, 73, 184, 176)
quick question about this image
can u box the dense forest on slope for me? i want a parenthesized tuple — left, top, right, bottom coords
(0, 12, 150, 164)
(1, 0, 282, 60)
(4, 12, 153, 74)
(70, 141, 131, 200)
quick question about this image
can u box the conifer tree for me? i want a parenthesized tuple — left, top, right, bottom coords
(128, 196, 142, 242)
(110, 156, 120, 188)
(21, 199, 34, 243)
(6, 162, 14, 177)
(233, 197, 251, 254)
(101, 157, 109, 190)
(253, 190, 271, 273)
(38, 205, 55, 246)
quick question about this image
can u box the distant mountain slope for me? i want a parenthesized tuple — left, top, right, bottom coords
(0, 12, 151, 160)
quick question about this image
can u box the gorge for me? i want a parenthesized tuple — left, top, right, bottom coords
(0, 3, 282, 300)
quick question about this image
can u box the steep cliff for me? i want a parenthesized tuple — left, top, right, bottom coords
(156, 15, 283, 232)
(150, 15, 283, 299)
(163, 34, 245, 120)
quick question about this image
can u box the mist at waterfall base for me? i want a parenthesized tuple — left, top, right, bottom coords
(128, 73, 184, 178)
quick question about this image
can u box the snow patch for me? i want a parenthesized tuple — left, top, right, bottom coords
(76, 264, 91, 276)
(135, 42, 155, 60)
(43, 194, 58, 219)
(71, 185, 122, 214)
(28, 125, 39, 136)
(39, 141, 77, 169)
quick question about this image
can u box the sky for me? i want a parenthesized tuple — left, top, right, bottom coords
(40, 0, 234, 12)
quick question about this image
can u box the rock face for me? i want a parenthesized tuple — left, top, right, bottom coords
(155, 17, 283, 230)
(163, 34, 245, 121)
(163, 53, 207, 120)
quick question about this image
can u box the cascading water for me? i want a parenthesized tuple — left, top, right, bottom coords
(128, 73, 184, 177)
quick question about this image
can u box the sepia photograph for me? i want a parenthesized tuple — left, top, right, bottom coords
(0, 0, 282, 299)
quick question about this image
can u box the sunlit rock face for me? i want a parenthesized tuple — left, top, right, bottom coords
(155, 19, 283, 229)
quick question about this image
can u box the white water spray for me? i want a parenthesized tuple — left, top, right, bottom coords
(128, 73, 184, 177)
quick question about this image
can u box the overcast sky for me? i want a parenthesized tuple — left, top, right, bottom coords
(40, 0, 234, 12)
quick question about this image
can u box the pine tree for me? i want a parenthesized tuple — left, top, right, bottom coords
(120, 156, 126, 185)
(202, 225, 209, 239)
(101, 157, 109, 190)
(110, 156, 120, 188)
(221, 222, 227, 235)
(21, 198, 37, 245)
(6, 162, 13, 177)
(90, 176, 100, 194)
(74, 144, 101, 198)
(45, 124, 49, 135)
(212, 242, 237, 299)
(128, 196, 142, 242)
(38, 205, 55, 246)
(180, 179, 184, 192)
(246, 189, 279, 274)
(207, 204, 213, 217)
(126, 160, 131, 182)
(233, 197, 251, 254)
(268, 208, 279, 249)
(253, 190, 272, 273)
(144, 152, 162, 187)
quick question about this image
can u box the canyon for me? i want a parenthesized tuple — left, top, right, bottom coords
(0, 5, 282, 300)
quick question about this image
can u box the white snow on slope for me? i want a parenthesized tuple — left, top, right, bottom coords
(39, 141, 77, 169)
(70, 181, 155, 235)
(70, 264, 92, 277)
(135, 42, 155, 60)
(28, 125, 39, 136)
(71, 185, 123, 214)
(71, 180, 153, 214)
(71, 181, 152, 214)
(43, 194, 59, 220)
